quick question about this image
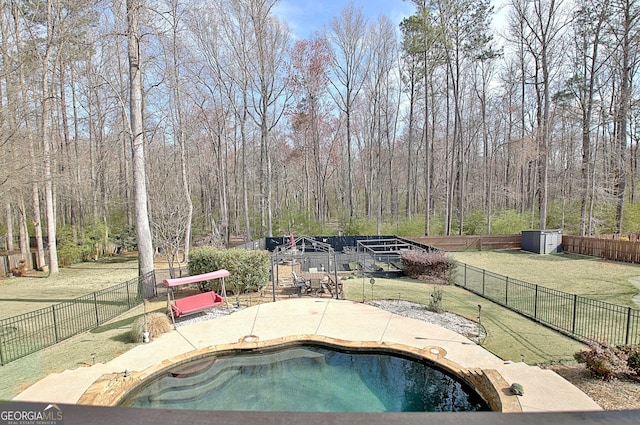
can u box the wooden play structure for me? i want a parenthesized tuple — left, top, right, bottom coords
(162, 269, 229, 327)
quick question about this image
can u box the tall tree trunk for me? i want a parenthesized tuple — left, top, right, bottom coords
(241, 97, 252, 242)
(578, 3, 606, 236)
(170, 0, 193, 260)
(69, 63, 81, 242)
(5, 202, 13, 252)
(42, 49, 59, 274)
(405, 73, 415, 220)
(614, 0, 633, 233)
(30, 146, 46, 271)
(41, 2, 60, 275)
(17, 197, 30, 262)
(424, 58, 432, 235)
(127, 0, 154, 277)
(12, 1, 46, 270)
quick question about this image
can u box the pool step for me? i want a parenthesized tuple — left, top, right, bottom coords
(133, 348, 326, 405)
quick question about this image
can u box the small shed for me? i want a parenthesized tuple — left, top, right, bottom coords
(521, 229, 563, 254)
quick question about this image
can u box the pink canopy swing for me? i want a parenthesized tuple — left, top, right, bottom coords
(162, 269, 230, 327)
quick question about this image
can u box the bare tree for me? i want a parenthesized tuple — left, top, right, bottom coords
(610, 0, 640, 232)
(245, 0, 290, 237)
(148, 150, 191, 277)
(160, 0, 194, 259)
(40, 0, 60, 274)
(567, 0, 611, 236)
(509, 0, 568, 229)
(10, 2, 47, 270)
(127, 0, 154, 277)
(329, 4, 370, 221)
(289, 36, 335, 224)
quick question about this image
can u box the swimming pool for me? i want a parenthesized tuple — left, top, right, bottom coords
(121, 343, 489, 412)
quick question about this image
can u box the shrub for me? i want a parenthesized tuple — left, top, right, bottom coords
(489, 209, 531, 235)
(129, 312, 172, 343)
(188, 247, 270, 295)
(400, 249, 453, 283)
(463, 210, 487, 235)
(57, 239, 91, 266)
(56, 225, 94, 266)
(428, 284, 445, 313)
(574, 343, 633, 381)
(620, 345, 640, 375)
(340, 218, 376, 236)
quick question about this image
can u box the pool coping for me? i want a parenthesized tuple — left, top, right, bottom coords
(77, 335, 521, 412)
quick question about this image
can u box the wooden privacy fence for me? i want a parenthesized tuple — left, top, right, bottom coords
(562, 236, 640, 264)
(598, 233, 640, 241)
(0, 251, 48, 277)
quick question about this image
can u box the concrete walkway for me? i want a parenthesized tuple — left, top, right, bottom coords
(14, 299, 601, 412)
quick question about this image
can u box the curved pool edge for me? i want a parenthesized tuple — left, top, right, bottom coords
(77, 335, 522, 413)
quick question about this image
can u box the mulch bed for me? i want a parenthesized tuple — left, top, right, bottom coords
(547, 364, 640, 410)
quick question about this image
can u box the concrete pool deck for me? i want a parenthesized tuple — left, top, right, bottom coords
(14, 298, 601, 412)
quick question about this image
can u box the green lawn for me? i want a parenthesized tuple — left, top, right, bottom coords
(451, 251, 640, 307)
(341, 276, 586, 366)
(0, 257, 139, 319)
(3, 249, 639, 402)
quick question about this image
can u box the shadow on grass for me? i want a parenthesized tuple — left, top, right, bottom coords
(97, 256, 139, 264)
(475, 250, 601, 263)
(64, 256, 139, 269)
(91, 315, 141, 334)
(0, 298, 76, 304)
(110, 331, 134, 344)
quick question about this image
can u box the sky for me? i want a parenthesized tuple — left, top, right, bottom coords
(273, 0, 416, 39)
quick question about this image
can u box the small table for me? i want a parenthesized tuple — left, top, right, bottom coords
(302, 272, 326, 282)
(301, 272, 327, 294)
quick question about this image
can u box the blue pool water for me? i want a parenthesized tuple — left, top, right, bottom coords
(124, 345, 488, 412)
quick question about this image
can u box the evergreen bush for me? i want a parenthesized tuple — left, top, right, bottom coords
(188, 247, 270, 295)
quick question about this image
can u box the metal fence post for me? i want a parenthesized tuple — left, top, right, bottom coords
(126, 283, 131, 310)
(52, 305, 59, 343)
(572, 294, 578, 335)
(0, 330, 5, 366)
(482, 269, 485, 296)
(534, 285, 539, 319)
(93, 293, 100, 326)
(626, 307, 632, 346)
(505, 276, 509, 306)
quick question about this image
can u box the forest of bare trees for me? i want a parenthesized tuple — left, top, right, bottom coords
(1, 0, 639, 274)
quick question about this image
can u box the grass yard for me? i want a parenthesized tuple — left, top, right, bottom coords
(451, 250, 640, 307)
(0, 257, 139, 319)
(3, 249, 639, 402)
(341, 277, 586, 365)
(0, 298, 167, 401)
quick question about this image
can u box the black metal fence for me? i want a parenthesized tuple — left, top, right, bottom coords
(453, 263, 640, 346)
(0, 271, 156, 365)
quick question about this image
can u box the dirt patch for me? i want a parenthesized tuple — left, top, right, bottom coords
(548, 364, 640, 410)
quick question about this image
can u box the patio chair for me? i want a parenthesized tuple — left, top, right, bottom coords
(291, 271, 309, 295)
